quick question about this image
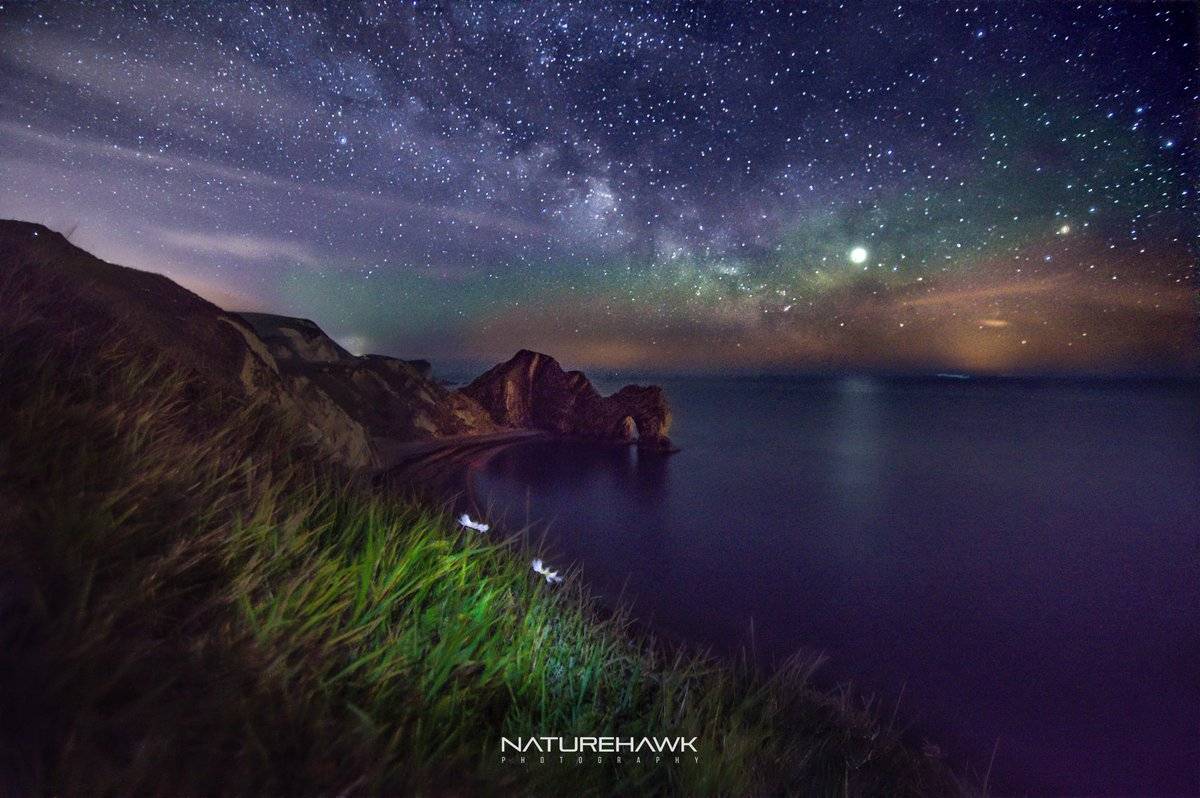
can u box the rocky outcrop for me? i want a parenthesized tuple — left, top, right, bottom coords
(0, 220, 498, 469)
(0, 219, 674, 468)
(239, 312, 354, 364)
(460, 349, 674, 451)
(0, 220, 381, 468)
(390, 357, 432, 379)
(235, 313, 498, 459)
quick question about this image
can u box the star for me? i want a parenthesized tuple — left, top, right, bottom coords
(0, 0, 1191, 374)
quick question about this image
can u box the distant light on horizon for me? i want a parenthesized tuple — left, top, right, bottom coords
(0, 1, 1193, 375)
(338, 335, 369, 356)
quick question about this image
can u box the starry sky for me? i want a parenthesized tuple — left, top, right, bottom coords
(1, 1, 1196, 374)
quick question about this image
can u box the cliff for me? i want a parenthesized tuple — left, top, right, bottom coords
(0, 220, 494, 469)
(0, 219, 673, 465)
(236, 312, 498, 461)
(462, 349, 674, 451)
(0, 226, 946, 798)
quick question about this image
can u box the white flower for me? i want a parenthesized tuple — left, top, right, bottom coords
(531, 558, 563, 584)
(458, 513, 489, 533)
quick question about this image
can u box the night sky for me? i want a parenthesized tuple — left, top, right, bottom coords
(1, 1, 1196, 374)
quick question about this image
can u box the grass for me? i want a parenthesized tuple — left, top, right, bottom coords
(0, 276, 958, 796)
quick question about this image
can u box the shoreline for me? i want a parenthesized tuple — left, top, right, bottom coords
(379, 430, 664, 509)
(381, 429, 968, 790)
(378, 429, 549, 506)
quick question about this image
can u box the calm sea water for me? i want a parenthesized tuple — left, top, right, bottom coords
(472, 376, 1200, 795)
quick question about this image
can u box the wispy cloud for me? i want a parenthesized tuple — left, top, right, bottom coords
(0, 122, 288, 189)
(899, 274, 1073, 308)
(0, 122, 557, 241)
(154, 228, 326, 267)
(0, 28, 316, 137)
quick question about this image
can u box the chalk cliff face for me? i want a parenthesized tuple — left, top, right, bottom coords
(461, 349, 674, 451)
(0, 220, 496, 469)
(0, 219, 674, 467)
(237, 313, 498, 460)
(0, 220, 383, 467)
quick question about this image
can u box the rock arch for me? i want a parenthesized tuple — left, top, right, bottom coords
(597, 385, 673, 450)
(460, 350, 675, 452)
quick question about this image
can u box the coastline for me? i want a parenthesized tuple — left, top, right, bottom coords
(1, 219, 958, 795)
(379, 429, 549, 504)
(381, 431, 667, 513)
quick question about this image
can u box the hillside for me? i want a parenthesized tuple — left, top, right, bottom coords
(0, 220, 676, 469)
(0, 219, 956, 796)
(236, 311, 501, 460)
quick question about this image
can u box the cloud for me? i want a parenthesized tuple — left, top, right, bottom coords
(154, 228, 326, 268)
(0, 122, 289, 189)
(0, 122, 558, 242)
(0, 27, 316, 138)
(898, 274, 1073, 308)
(0, 12, 634, 252)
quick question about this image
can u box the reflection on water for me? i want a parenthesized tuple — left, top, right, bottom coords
(473, 377, 1200, 796)
(833, 376, 885, 528)
(484, 440, 670, 507)
(479, 441, 675, 591)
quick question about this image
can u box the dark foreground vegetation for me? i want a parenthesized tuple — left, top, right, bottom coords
(0, 243, 958, 796)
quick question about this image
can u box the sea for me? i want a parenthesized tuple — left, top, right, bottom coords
(465, 374, 1199, 795)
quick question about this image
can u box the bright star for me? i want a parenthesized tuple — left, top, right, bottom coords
(849, 246, 868, 264)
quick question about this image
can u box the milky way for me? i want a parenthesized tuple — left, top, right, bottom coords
(1, 1, 1195, 373)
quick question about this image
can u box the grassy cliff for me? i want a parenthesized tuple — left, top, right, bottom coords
(0, 234, 956, 796)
